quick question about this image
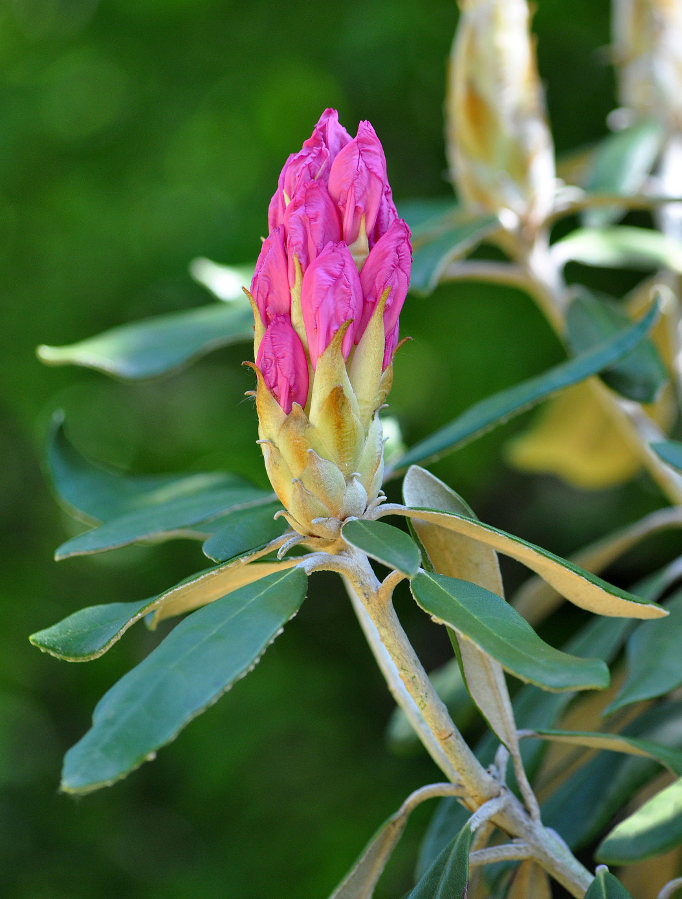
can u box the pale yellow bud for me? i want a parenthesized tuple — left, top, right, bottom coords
(446, 0, 556, 233)
(612, 0, 682, 129)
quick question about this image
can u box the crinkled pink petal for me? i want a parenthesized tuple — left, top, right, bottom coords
(267, 137, 330, 231)
(313, 108, 352, 162)
(301, 242, 363, 368)
(328, 121, 388, 245)
(251, 226, 291, 324)
(256, 315, 309, 414)
(358, 218, 412, 339)
(283, 180, 341, 285)
(370, 182, 399, 248)
(383, 322, 400, 370)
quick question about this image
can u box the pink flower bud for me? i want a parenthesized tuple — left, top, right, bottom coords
(370, 182, 399, 247)
(313, 108, 352, 161)
(283, 180, 341, 284)
(301, 242, 363, 367)
(256, 315, 309, 414)
(328, 121, 389, 245)
(267, 134, 330, 231)
(359, 218, 412, 341)
(250, 227, 291, 324)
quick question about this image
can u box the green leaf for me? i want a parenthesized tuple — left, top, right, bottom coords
(341, 519, 421, 576)
(582, 121, 663, 228)
(525, 729, 682, 775)
(410, 572, 609, 691)
(407, 817, 473, 899)
(409, 215, 499, 294)
(393, 301, 659, 471)
(652, 440, 682, 472)
(415, 800, 471, 881)
(202, 502, 287, 562)
(597, 777, 682, 864)
(606, 591, 682, 714)
(398, 198, 462, 236)
(29, 598, 156, 662)
(584, 867, 634, 898)
(386, 503, 665, 620)
(61, 568, 308, 793)
(566, 289, 667, 403)
(55, 483, 273, 559)
(37, 302, 253, 380)
(552, 227, 682, 273)
(47, 413, 254, 525)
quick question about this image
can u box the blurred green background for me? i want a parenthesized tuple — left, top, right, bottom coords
(1, 0, 668, 896)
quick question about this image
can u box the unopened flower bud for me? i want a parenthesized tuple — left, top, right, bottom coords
(248, 111, 412, 541)
(612, 0, 682, 129)
(446, 0, 556, 233)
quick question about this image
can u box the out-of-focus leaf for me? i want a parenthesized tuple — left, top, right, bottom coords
(61, 568, 308, 793)
(48, 414, 252, 525)
(29, 597, 156, 662)
(410, 572, 609, 691)
(415, 799, 470, 880)
(653, 440, 682, 472)
(566, 289, 667, 403)
(37, 302, 253, 379)
(407, 815, 473, 899)
(202, 502, 286, 562)
(507, 861, 552, 899)
(584, 867, 634, 898)
(597, 777, 682, 864)
(329, 784, 457, 899)
(398, 198, 462, 236)
(393, 302, 659, 471)
(341, 519, 421, 576)
(55, 482, 273, 559)
(552, 227, 682, 273)
(582, 121, 664, 228)
(385, 505, 666, 619)
(409, 215, 499, 294)
(541, 702, 682, 849)
(524, 729, 682, 774)
(188, 258, 255, 301)
(606, 591, 682, 714)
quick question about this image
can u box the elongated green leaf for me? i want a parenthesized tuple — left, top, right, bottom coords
(525, 729, 682, 774)
(341, 519, 421, 576)
(597, 777, 682, 864)
(652, 440, 682, 472)
(607, 591, 682, 714)
(411, 571, 609, 691)
(408, 817, 473, 899)
(29, 598, 156, 662)
(409, 215, 499, 294)
(56, 483, 273, 559)
(393, 302, 659, 471)
(541, 702, 682, 849)
(47, 414, 254, 525)
(566, 289, 667, 402)
(61, 568, 307, 793)
(416, 799, 470, 880)
(584, 867, 634, 898)
(202, 502, 286, 562)
(188, 258, 255, 301)
(398, 198, 463, 236)
(553, 227, 682, 273)
(384, 504, 665, 619)
(37, 302, 253, 379)
(582, 121, 663, 228)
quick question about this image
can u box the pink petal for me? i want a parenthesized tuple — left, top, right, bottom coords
(283, 180, 341, 284)
(301, 242, 363, 368)
(370, 182, 399, 247)
(267, 137, 330, 231)
(256, 315, 309, 414)
(313, 108, 352, 162)
(383, 322, 400, 370)
(328, 121, 389, 245)
(251, 227, 291, 324)
(359, 218, 412, 339)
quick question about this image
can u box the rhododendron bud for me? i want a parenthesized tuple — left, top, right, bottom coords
(248, 111, 411, 542)
(446, 0, 556, 234)
(328, 122, 388, 255)
(612, 0, 682, 129)
(301, 241, 363, 367)
(256, 315, 309, 415)
(283, 180, 341, 285)
(359, 219, 411, 345)
(251, 227, 290, 323)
